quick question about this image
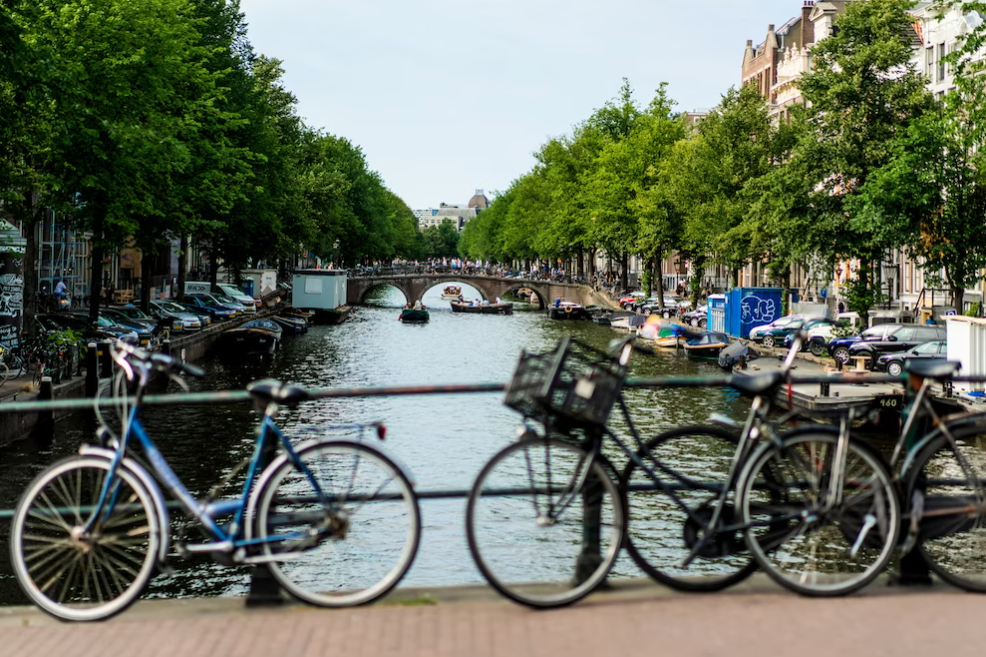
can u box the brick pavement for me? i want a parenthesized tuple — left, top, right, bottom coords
(0, 578, 982, 657)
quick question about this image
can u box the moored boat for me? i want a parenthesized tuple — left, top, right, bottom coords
(547, 302, 591, 320)
(450, 301, 513, 315)
(441, 285, 463, 300)
(683, 331, 731, 361)
(217, 318, 283, 356)
(400, 308, 430, 323)
(272, 314, 308, 334)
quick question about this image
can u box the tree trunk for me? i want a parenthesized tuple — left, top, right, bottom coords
(140, 254, 153, 313)
(654, 257, 665, 310)
(88, 220, 104, 324)
(20, 195, 40, 340)
(731, 268, 739, 288)
(952, 284, 965, 315)
(588, 249, 596, 277)
(577, 248, 585, 277)
(620, 253, 629, 293)
(208, 246, 219, 289)
(177, 234, 188, 301)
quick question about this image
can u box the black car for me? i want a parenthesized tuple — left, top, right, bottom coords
(69, 311, 156, 348)
(104, 307, 169, 339)
(875, 340, 948, 376)
(681, 305, 708, 328)
(36, 313, 138, 344)
(846, 324, 946, 369)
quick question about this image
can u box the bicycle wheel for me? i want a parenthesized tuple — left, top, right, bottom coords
(622, 426, 757, 592)
(903, 428, 986, 592)
(738, 432, 899, 597)
(254, 440, 420, 607)
(10, 456, 160, 621)
(466, 436, 625, 608)
(0, 359, 9, 384)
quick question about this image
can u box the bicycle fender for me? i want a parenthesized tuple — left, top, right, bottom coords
(78, 445, 171, 566)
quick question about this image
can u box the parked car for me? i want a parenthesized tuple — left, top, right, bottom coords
(785, 318, 851, 356)
(182, 295, 239, 321)
(619, 292, 645, 309)
(36, 313, 138, 345)
(875, 340, 948, 376)
(104, 306, 170, 338)
(188, 293, 246, 316)
(640, 297, 682, 316)
(149, 300, 205, 331)
(749, 315, 805, 343)
(681, 305, 708, 328)
(761, 317, 840, 350)
(846, 324, 946, 369)
(215, 283, 257, 313)
(70, 311, 156, 348)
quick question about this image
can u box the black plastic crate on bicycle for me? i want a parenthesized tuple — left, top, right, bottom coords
(504, 337, 631, 428)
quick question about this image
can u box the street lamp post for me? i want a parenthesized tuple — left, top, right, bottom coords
(882, 261, 899, 310)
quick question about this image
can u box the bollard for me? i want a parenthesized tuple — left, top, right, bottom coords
(99, 341, 112, 379)
(575, 470, 604, 587)
(820, 381, 830, 397)
(36, 376, 54, 439)
(85, 343, 99, 397)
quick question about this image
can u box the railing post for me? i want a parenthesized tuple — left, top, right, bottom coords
(246, 414, 284, 607)
(99, 341, 112, 379)
(85, 342, 99, 397)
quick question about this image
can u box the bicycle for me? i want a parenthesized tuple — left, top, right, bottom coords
(466, 335, 795, 608)
(9, 342, 421, 621)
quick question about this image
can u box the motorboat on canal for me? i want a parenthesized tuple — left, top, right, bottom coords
(683, 331, 732, 361)
(400, 306, 430, 323)
(272, 313, 308, 334)
(450, 300, 514, 315)
(547, 301, 591, 320)
(217, 318, 283, 356)
(441, 285, 462, 300)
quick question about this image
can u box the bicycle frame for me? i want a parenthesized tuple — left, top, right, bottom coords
(83, 400, 356, 555)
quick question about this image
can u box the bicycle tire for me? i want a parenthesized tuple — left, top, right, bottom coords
(903, 427, 986, 592)
(466, 436, 625, 608)
(621, 425, 758, 592)
(10, 455, 160, 621)
(254, 440, 420, 607)
(738, 431, 899, 597)
(0, 360, 8, 384)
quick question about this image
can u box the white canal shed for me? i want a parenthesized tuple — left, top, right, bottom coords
(292, 269, 347, 310)
(946, 316, 986, 392)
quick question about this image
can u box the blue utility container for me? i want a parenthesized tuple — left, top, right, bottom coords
(708, 294, 726, 333)
(726, 287, 783, 338)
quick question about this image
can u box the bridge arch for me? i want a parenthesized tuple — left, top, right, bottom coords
(419, 280, 489, 302)
(499, 282, 548, 309)
(356, 281, 411, 306)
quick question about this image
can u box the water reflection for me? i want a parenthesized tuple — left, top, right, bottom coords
(0, 286, 750, 604)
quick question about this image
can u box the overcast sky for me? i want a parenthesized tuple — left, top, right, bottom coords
(238, 0, 797, 209)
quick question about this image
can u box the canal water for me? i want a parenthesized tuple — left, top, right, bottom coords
(0, 284, 751, 605)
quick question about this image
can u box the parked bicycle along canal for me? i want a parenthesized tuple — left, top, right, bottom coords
(0, 285, 754, 605)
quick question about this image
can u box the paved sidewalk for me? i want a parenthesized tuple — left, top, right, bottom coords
(0, 578, 981, 657)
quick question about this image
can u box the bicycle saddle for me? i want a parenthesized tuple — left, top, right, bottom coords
(729, 371, 785, 397)
(904, 360, 961, 380)
(247, 379, 311, 405)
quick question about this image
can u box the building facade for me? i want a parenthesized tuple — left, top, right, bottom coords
(414, 190, 490, 231)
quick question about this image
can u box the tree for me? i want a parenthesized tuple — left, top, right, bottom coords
(790, 0, 934, 314)
(857, 106, 986, 311)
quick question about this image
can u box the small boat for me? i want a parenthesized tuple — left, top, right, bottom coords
(450, 301, 513, 315)
(441, 285, 463, 300)
(400, 308, 430, 323)
(611, 315, 647, 331)
(281, 308, 315, 321)
(217, 318, 283, 356)
(272, 314, 308, 334)
(718, 341, 760, 370)
(547, 302, 591, 320)
(684, 331, 731, 361)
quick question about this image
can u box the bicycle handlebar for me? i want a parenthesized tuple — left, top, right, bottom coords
(111, 341, 205, 380)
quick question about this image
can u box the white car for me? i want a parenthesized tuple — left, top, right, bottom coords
(216, 283, 257, 314)
(748, 314, 805, 342)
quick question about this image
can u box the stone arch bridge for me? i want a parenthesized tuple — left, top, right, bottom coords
(348, 274, 619, 309)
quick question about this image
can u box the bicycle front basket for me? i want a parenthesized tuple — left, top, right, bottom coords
(504, 337, 628, 427)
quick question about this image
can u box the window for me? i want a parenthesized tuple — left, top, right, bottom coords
(913, 342, 940, 355)
(917, 327, 945, 340)
(939, 43, 946, 82)
(862, 326, 888, 339)
(892, 327, 917, 342)
(926, 47, 934, 80)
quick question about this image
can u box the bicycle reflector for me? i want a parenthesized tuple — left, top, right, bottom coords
(376, 424, 387, 441)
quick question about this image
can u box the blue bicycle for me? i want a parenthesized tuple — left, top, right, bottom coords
(10, 342, 421, 621)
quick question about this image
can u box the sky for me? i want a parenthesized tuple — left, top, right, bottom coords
(238, 0, 798, 209)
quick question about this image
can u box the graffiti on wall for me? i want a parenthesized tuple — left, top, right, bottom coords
(0, 255, 24, 348)
(740, 294, 778, 326)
